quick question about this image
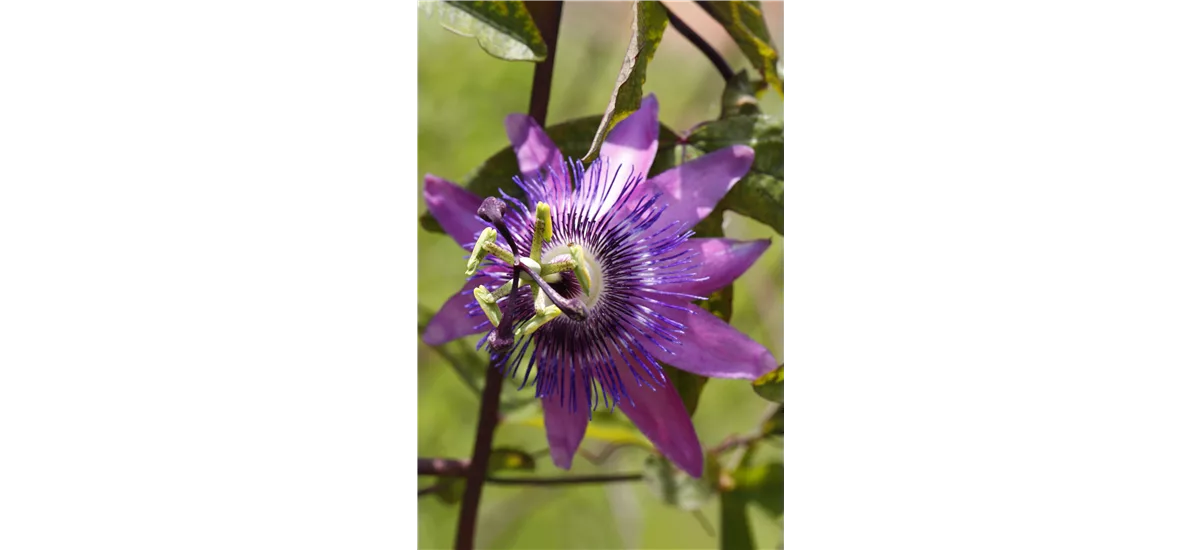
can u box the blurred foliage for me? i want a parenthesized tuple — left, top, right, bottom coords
(643, 453, 720, 512)
(583, 0, 668, 162)
(417, 2, 784, 548)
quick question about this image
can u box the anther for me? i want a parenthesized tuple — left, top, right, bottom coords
(465, 227, 497, 276)
(515, 305, 562, 338)
(472, 286, 502, 327)
(568, 244, 592, 296)
(530, 202, 552, 262)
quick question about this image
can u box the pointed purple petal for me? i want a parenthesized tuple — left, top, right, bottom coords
(618, 373, 704, 478)
(542, 374, 589, 470)
(647, 303, 776, 381)
(505, 113, 564, 180)
(423, 174, 484, 248)
(640, 145, 755, 232)
(421, 283, 489, 346)
(662, 238, 771, 297)
(597, 95, 660, 215)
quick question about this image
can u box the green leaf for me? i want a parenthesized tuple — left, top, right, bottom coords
(643, 453, 719, 511)
(700, 284, 735, 323)
(752, 364, 783, 403)
(689, 115, 783, 180)
(488, 447, 537, 472)
(685, 114, 784, 236)
(720, 491, 757, 550)
(420, 116, 680, 235)
(721, 69, 769, 119)
(731, 461, 784, 518)
(701, 0, 783, 94)
(419, 1, 547, 62)
(582, 0, 669, 163)
(663, 364, 709, 417)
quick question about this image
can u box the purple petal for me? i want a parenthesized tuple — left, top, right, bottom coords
(618, 374, 704, 477)
(646, 303, 776, 381)
(597, 95, 660, 216)
(421, 283, 489, 346)
(542, 373, 589, 470)
(423, 174, 484, 248)
(505, 113, 564, 180)
(661, 238, 771, 297)
(640, 145, 755, 232)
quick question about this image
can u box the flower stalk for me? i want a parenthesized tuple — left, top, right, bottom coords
(453, 3, 563, 549)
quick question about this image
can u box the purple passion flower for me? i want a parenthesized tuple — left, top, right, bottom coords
(421, 95, 776, 477)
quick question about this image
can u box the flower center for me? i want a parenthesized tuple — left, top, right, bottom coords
(466, 198, 594, 348)
(543, 244, 603, 309)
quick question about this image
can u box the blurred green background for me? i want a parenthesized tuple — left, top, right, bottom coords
(417, 3, 784, 548)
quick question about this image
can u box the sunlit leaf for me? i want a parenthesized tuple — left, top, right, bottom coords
(720, 491, 756, 550)
(752, 364, 783, 403)
(643, 453, 719, 511)
(721, 69, 768, 119)
(420, 116, 680, 235)
(488, 447, 537, 472)
(582, 0, 669, 162)
(731, 461, 784, 518)
(700, 0, 783, 94)
(420, 0, 547, 62)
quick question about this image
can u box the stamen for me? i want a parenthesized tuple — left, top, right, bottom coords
(544, 256, 580, 277)
(520, 263, 588, 321)
(473, 286, 502, 327)
(515, 305, 562, 338)
(465, 227, 498, 275)
(530, 202, 552, 262)
(568, 243, 592, 296)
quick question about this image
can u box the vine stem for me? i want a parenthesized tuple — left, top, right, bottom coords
(452, 3, 563, 549)
(662, 2, 734, 81)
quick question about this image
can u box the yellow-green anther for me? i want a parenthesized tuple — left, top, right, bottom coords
(473, 286, 502, 327)
(540, 257, 577, 276)
(483, 242, 515, 265)
(465, 227, 497, 276)
(515, 305, 562, 338)
(531, 202, 552, 262)
(569, 244, 592, 296)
